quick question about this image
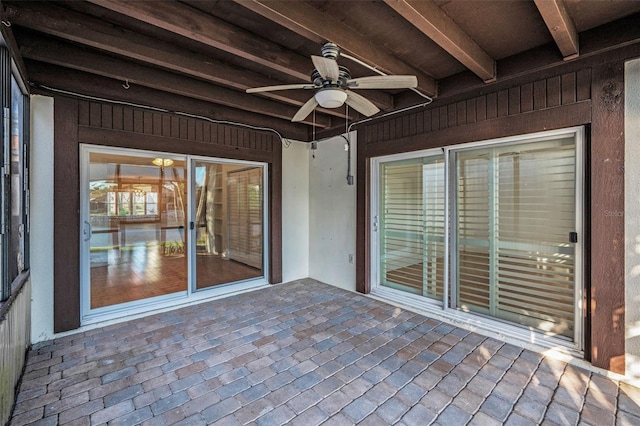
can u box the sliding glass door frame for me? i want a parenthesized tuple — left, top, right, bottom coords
(370, 127, 584, 352)
(80, 145, 269, 325)
(370, 148, 447, 310)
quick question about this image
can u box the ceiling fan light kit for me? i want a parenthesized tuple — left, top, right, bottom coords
(152, 158, 174, 167)
(246, 42, 418, 122)
(315, 88, 348, 108)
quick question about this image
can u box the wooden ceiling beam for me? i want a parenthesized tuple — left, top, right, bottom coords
(85, 0, 390, 110)
(234, 0, 437, 97)
(383, 0, 496, 83)
(533, 0, 579, 60)
(26, 59, 309, 141)
(86, 0, 314, 81)
(4, 2, 357, 120)
(84, 0, 392, 111)
(3, 4, 253, 90)
(18, 33, 332, 128)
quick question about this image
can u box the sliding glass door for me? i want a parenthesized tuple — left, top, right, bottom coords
(80, 146, 268, 322)
(454, 138, 578, 338)
(192, 161, 264, 290)
(81, 150, 188, 311)
(379, 156, 445, 300)
(372, 128, 583, 345)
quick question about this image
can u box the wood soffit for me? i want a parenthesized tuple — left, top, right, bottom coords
(2, 0, 640, 141)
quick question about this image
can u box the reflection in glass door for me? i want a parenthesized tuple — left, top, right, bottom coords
(82, 149, 187, 311)
(193, 161, 264, 290)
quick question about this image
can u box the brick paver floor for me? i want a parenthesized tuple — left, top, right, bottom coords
(10, 279, 640, 425)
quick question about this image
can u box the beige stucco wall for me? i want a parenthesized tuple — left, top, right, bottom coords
(282, 140, 310, 282)
(309, 133, 357, 292)
(30, 95, 55, 343)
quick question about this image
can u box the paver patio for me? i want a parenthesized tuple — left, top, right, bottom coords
(9, 279, 640, 425)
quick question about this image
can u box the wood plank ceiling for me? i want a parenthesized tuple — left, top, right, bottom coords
(2, 0, 640, 141)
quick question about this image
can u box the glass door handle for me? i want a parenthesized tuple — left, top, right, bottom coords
(83, 220, 92, 242)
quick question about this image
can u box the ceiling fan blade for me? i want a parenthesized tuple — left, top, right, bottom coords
(346, 75, 418, 90)
(292, 96, 319, 122)
(246, 83, 314, 93)
(345, 90, 380, 117)
(312, 55, 339, 82)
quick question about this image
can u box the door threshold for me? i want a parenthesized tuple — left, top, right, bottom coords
(74, 281, 269, 337)
(369, 286, 583, 359)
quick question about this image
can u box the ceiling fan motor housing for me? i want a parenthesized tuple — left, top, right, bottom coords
(311, 66, 351, 87)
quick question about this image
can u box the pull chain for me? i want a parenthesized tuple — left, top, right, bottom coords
(312, 110, 316, 159)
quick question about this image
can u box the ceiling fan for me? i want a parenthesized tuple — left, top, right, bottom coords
(246, 43, 418, 122)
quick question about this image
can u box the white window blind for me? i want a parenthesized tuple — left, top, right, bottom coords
(456, 152, 492, 312)
(380, 156, 444, 299)
(456, 138, 576, 338)
(227, 167, 263, 269)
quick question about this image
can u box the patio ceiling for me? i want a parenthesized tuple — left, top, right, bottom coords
(2, 0, 640, 140)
